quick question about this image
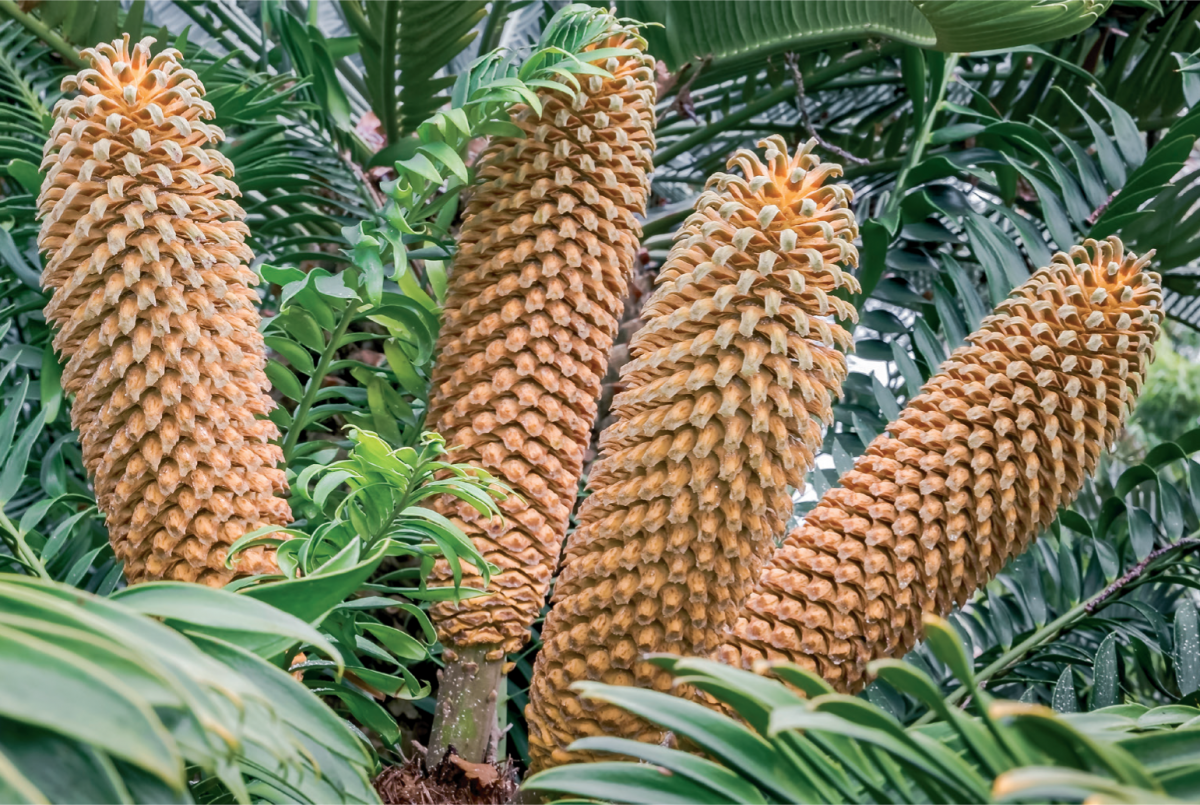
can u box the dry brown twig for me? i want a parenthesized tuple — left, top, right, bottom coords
(663, 57, 712, 122)
(784, 52, 869, 166)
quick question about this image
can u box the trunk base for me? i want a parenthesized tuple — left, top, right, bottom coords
(374, 744, 518, 805)
(427, 645, 506, 765)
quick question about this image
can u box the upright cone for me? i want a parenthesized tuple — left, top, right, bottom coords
(425, 22, 656, 658)
(719, 237, 1162, 690)
(525, 138, 860, 770)
(37, 36, 289, 585)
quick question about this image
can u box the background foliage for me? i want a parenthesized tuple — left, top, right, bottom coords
(2, 0, 1200, 802)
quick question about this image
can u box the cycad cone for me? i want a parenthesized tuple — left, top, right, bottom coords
(426, 24, 656, 658)
(36, 36, 289, 586)
(720, 237, 1162, 690)
(525, 137, 860, 770)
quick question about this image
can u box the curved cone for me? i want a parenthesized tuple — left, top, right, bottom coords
(37, 36, 289, 585)
(426, 24, 657, 659)
(525, 137, 860, 770)
(719, 237, 1162, 690)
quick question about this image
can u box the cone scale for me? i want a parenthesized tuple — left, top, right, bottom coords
(719, 237, 1162, 690)
(524, 138, 860, 770)
(36, 37, 289, 585)
(425, 26, 657, 660)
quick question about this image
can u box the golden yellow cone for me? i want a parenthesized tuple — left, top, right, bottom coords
(36, 36, 289, 586)
(718, 236, 1162, 691)
(425, 24, 657, 659)
(524, 137, 860, 770)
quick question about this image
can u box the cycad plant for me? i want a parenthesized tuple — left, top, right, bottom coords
(4, 1, 1200, 800)
(36, 35, 289, 586)
(525, 136, 860, 769)
(524, 164, 1164, 768)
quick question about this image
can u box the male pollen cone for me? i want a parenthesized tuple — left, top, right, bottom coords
(718, 236, 1162, 691)
(525, 137, 861, 770)
(425, 22, 657, 658)
(36, 36, 289, 586)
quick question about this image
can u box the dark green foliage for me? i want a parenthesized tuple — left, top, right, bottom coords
(621, 0, 1109, 70)
(2, 0, 1200, 798)
(340, 0, 490, 143)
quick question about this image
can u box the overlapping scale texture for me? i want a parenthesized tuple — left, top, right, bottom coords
(525, 137, 861, 770)
(719, 237, 1162, 691)
(426, 27, 657, 657)
(36, 36, 288, 586)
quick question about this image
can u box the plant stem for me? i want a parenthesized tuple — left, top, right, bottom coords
(0, 510, 52, 581)
(478, 0, 509, 55)
(427, 644, 507, 766)
(381, 2, 400, 145)
(884, 53, 960, 222)
(362, 451, 427, 550)
(642, 206, 692, 238)
(1086, 536, 1200, 612)
(281, 304, 357, 462)
(964, 599, 1090, 700)
(0, 0, 87, 68)
(914, 531, 1200, 725)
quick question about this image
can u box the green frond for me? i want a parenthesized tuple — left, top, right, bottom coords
(0, 19, 62, 182)
(340, 0, 489, 143)
(620, 0, 1112, 71)
(915, 0, 1113, 53)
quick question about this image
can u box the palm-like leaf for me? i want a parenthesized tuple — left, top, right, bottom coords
(916, 0, 1114, 52)
(188, 48, 372, 275)
(622, 0, 1111, 71)
(339, 0, 489, 145)
(0, 574, 379, 804)
(528, 647, 1200, 805)
(0, 18, 62, 239)
(0, 20, 52, 166)
(524, 632, 1200, 804)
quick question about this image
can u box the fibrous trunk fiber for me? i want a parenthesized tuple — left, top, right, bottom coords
(525, 137, 860, 770)
(719, 236, 1162, 690)
(426, 28, 657, 659)
(37, 36, 289, 585)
